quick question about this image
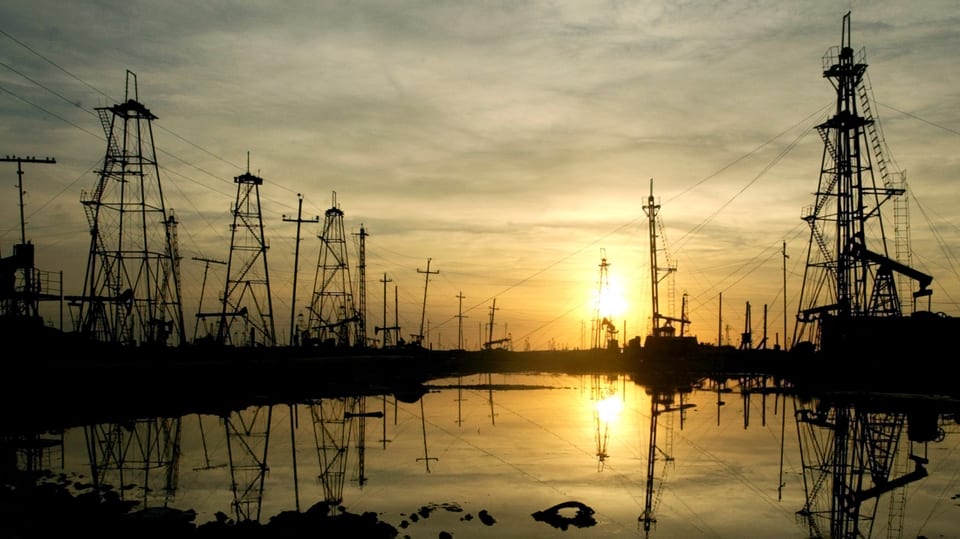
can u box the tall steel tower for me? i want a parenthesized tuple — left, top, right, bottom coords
(592, 250, 618, 350)
(306, 192, 358, 347)
(215, 163, 276, 346)
(76, 70, 186, 346)
(792, 13, 931, 349)
(643, 179, 688, 339)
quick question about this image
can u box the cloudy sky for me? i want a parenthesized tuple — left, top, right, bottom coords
(1, 0, 958, 349)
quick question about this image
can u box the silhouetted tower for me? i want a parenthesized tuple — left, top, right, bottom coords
(354, 225, 368, 347)
(644, 179, 688, 338)
(455, 291, 467, 351)
(76, 71, 186, 346)
(793, 12, 930, 349)
(306, 192, 358, 347)
(216, 159, 276, 346)
(592, 250, 618, 349)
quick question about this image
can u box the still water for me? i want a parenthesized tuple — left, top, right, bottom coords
(10, 372, 960, 538)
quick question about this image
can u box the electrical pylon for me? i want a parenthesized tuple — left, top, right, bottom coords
(75, 70, 186, 346)
(306, 192, 358, 347)
(215, 159, 276, 346)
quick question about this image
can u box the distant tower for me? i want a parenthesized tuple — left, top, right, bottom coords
(215, 159, 276, 346)
(306, 192, 358, 347)
(355, 225, 368, 348)
(76, 70, 186, 346)
(593, 250, 618, 349)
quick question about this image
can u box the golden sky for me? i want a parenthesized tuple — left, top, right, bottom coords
(1, 1, 958, 349)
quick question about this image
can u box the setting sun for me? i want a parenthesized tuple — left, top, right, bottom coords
(592, 274, 629, 319)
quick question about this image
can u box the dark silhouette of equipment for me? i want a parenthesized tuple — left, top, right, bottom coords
(282, 193, 318, 346)
(215, 157, 276, 346)
(414, 258, 439, 347)
(72, 71, 186, 346)
(306, 192, 360, 347)
(792, 12, 938, 354)
(1, 155, 60, 329)
(225, 405, 272, 521)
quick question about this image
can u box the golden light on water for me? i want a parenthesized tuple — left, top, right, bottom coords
(595, 392, 624, 425)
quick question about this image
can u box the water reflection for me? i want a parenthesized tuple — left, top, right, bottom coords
(83, 417, 182, 510)
(3, 372, 958, 538)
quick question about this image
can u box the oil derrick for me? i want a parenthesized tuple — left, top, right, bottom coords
(793, 13, 931, 348)
(75, 71, 186, 346)
(644, 179, 689, 339)
(85, 418, 183, 508)
(215, 161, 276, 346)
(794, 396, 929, 539)
(306, 192, 359, 347)
(224, 405, 273, 522)
(311, 397, 361, 506)
(592, 250, 619, 350)
(354, 225, 368, 347)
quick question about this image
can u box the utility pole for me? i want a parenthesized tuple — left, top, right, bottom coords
(282, 193, 318, 346)
(455, 291, 467, 351)
(782, 240, 789, 351)
(2, 155, 56, 245)
(393, 285, 400, 346)
(485, 298, 499, 350)
(717, 292, 723, 347)
(376, 273, 398, 348)
(415, 258, 438, 346)
(2, 155, 56, 320)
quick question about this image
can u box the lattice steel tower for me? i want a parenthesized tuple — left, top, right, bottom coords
(306, 192, 359, 347)
(792, 13, 930, 349)
(215, 162, 276, 346)
(76, 70, 186, 346)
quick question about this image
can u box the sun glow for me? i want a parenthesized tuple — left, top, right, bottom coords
(593, 275, 628, 318)
(596, 393, 624, 424)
